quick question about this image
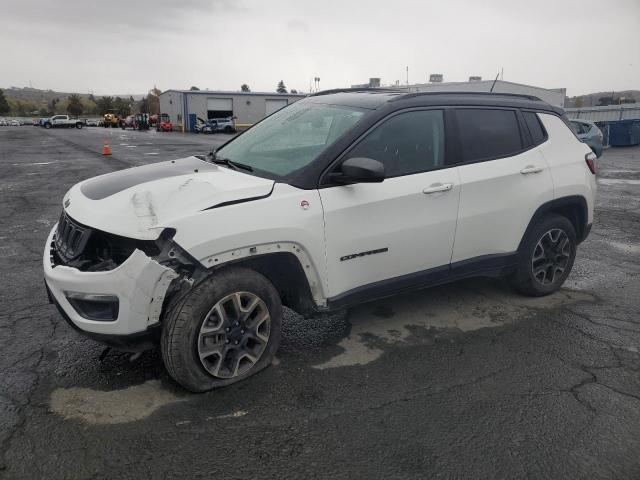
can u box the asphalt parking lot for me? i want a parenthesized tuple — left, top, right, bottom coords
(1, 126, 639, 479)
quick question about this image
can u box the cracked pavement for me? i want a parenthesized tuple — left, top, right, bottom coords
(1, 127, 639, 479)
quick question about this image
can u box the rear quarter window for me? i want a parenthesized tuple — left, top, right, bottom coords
(455, 108, 523, 162)
(522, 111, 547, 145)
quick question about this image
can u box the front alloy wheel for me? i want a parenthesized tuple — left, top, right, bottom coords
(198, 292, 271, 379)
(161, 267, 282, 392)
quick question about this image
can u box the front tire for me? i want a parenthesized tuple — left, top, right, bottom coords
(510, 213, 577, 297)
(161, 267, 282, 392)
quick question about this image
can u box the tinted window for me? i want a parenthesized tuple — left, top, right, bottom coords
(523, 111, 546, 145)
(570, 121, 586, 134)
(456, 109, 522, 162)
(345, 110, 445, 177)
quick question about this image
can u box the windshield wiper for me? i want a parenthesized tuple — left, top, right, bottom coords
(213, 157, 253, 172)
(207, 149, 253, 172)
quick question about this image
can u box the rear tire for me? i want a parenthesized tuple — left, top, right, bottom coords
(510, 213, 577, 296)
(161, 268, 282, 392)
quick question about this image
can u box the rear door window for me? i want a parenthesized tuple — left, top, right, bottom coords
(455, 108, 523, 162)
(522, 111, 547, 145)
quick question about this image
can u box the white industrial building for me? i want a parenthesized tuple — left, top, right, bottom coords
(404, 79, 566, 107)
(564, 104, 640, 122)
(352, 78, 567, 107)
(159, 90, 306, 132)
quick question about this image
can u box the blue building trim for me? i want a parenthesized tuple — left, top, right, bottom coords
(183, 93, 189, 132)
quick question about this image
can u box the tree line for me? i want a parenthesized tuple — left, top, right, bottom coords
(0, 81, 305, 118)
(0, 87, 163, 118)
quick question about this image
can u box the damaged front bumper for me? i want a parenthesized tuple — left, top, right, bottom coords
(43, 225, 179, 348)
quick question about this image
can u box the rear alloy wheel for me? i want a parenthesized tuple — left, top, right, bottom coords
(161, 267, 281, 392)
(531, 229, 571, 285)
(511, 213, 577, 296)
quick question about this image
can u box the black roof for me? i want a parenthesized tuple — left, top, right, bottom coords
(307, 88, 563, 114)
(305, 90, 406, 109)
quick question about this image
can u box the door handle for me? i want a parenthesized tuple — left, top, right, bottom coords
(520, 165, 543, 174)
(422, 183, 454, 194)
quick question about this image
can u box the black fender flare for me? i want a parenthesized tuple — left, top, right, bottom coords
(518, 195, 590, 252)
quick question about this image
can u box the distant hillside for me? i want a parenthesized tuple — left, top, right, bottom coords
(2, 87, 145, 103)
(565, 90, 640, 108)
(0, 87, 152, 117)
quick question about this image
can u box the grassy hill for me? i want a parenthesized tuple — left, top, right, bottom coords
(0, 87, 150, 117)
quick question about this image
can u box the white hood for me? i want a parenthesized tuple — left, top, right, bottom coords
(63, 156, 274, 240)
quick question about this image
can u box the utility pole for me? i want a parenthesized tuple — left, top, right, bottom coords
(406, 66, 409, 86)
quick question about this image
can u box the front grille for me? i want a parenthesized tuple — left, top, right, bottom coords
(54, 212, 91, 263)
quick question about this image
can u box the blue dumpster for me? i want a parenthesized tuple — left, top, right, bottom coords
(608, 120, 640, 147)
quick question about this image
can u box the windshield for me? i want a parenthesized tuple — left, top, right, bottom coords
(215, 101, 366, 179)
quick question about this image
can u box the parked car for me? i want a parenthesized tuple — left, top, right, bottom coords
(43, 115, 84, 129)
(194, 119, 214, 134)
(10, 120, 20, 126)
(44, 90, 596, 392)
(210, 117, 236, 133)
(85, 119, 100, 127)
(0, 119, 7, 126)
(569, 119, 603, 158)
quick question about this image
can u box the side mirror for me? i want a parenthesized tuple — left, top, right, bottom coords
(332, 157, 385, 184)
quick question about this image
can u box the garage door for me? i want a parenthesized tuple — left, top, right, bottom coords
(207, 98, 233, 111)
(265, 99, 288, 116)
(207, 98, 233, 119)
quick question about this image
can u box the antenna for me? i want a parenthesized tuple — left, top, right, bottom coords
(489, 73, 500, 93)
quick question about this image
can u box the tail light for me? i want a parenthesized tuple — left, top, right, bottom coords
(585, 152, 596, 175)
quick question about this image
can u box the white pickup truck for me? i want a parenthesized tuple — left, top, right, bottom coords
(43, 115, 84, 129)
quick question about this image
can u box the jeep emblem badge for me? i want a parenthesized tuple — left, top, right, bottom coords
(300, 200, 310, 210)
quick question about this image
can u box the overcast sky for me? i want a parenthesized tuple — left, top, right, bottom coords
(1, 0, 638, 97)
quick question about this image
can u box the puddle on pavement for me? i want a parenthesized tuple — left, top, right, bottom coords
(50, 380, 185, 424)
(314, 284, 595, 369)
(598, 178, 640, 186)
(606, 240, 640, 254)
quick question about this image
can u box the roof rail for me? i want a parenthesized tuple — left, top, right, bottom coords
(310, 87, 405, 97)
(390, 91, 543, 102)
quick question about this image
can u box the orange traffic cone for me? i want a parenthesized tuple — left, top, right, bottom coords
(102, 138, 111, 156)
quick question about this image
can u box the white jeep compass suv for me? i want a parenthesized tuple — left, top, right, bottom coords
(44, 90, 597, 391)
